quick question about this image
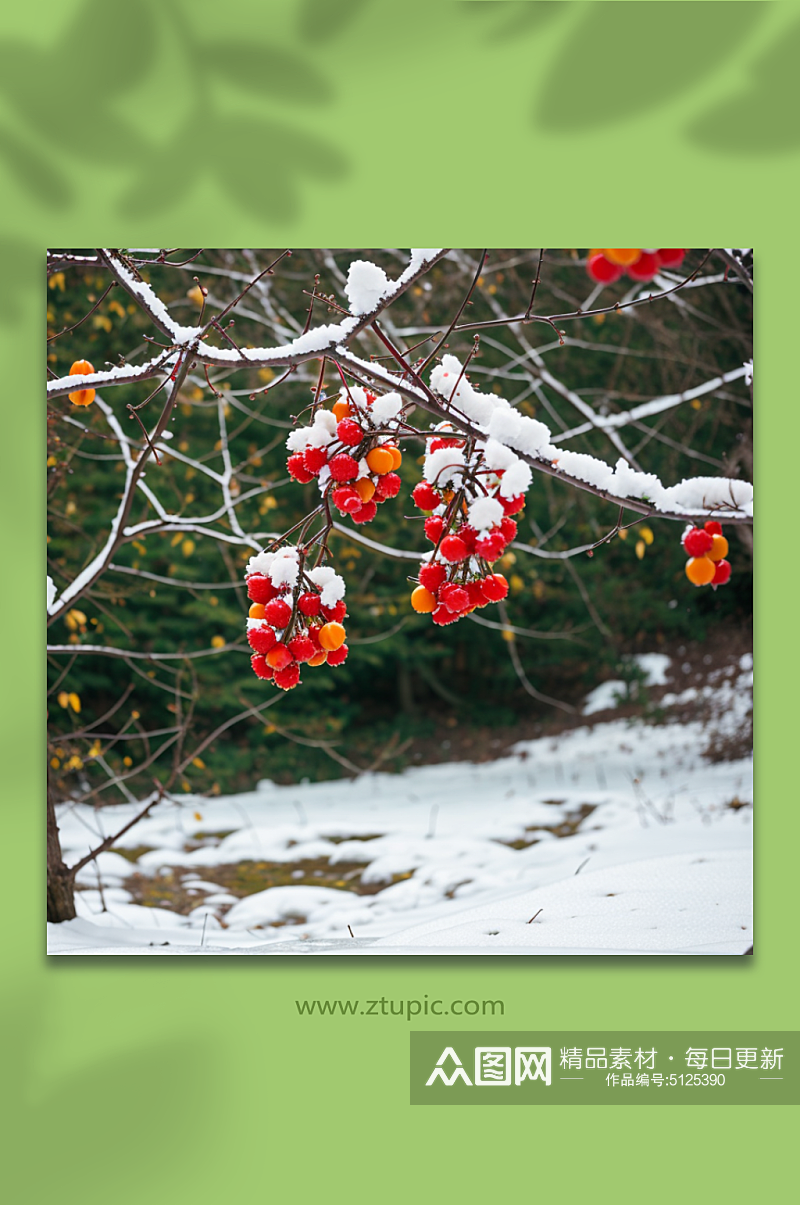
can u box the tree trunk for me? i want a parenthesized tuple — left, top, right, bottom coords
(47, 772, 76, 923)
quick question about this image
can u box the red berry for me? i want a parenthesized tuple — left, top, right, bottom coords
(352, 499, 378, 525)
(250, 653, 274, 680)
(303, 445, 328, 473)
(288, 634, 316, 663)
(499, 494, 526, 516)
(683, 527, 714, 557)
(481, 573, 508, 602)
(587, 253, 623, 284)
(412, 482, 442, 511)
(266, 643, 293, 671)
(476, 533, 504, 561)
(246, 574, 277, 604)
(500, 516, 518, 543)
(247, 624, 277, 655)
(458, 525, 477, 554)
(704, 520, 723, 537)
(321, 599, 347, 623)
(429, 436, 464, 452)
(337, 419, 363, 446)
(264, 598, 292, 628)
(328, 453, 359, 482)
(374, 471, 401, 500)
(467, 580, 488, 608)
(287, 453, 315, 483)
(440, 535, 468, 563)
(424, 515, 445, 544)
(656, 249, 685, 269)
(440, 582, 470, 613)
(712, 559, 731, 586)
(627, 251, 659, 282)
(431, 603, 460, 626)
(326, 643, 349, 667)
(298, 592, 321, 617)
(332, 485, 362, 514)
(418, 561, 447, 592)
(273, 662, 301, 690)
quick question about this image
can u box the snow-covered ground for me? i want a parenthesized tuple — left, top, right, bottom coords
(48, 657, 752, 956)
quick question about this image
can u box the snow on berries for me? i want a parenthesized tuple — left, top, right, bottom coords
(408, 413, 525, 626)
(586, 250, 686, 285)
(285, 384, 405, 527)
(245, 546, 348, 690)
(682, 521, 731, 589)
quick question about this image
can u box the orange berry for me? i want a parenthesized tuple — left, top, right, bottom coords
(318, 621, 346, 651)
(603, 249, 641, 267)
(708, 534, 729, 562)
(68, 359, 96, 406)
(308, 650, 327, 666)
(248, 603, 266, 619)
(366, 447, 394, 475)
(685, 556, 715, 586)
(332, 400, 352, 421)
(410, 586, 436, 613)
(386, 445, 402, 471)
(355, 477, 376, 503)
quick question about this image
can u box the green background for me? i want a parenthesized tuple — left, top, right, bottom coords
(2, 0, 795, 1199)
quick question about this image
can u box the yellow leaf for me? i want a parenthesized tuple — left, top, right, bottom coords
(258, 367, 274, 383)
(500, 552, 516, 569)
(690, 398, 702, 410)
(170, 532, 183, 547)
(617, 528, 628, 541)
(182, 539, 195, 557)
(210, 635, 225, 649)
(131, 710, 140, 720)
(182, 780, 191, 792)
(194, 811, 203, 821)
(50, 757, 60, 769)
(635, 539, 646, 560)
(264, 724, 276, 735)
(501, 628, 515, 642)
(209, 596, 219, 607)
(509, 573, 524, 594)
(88, 741, 102, 758)
(57, 691, 70, 709)
(187, 284, 204, 307)
(92, 314, 112, 332)
(639, 526, 654, 545)
(47, 455, 57, 468)
(123, 756, 133, 767)
(65, 500, 77, 516)
(48, 272, 65, 291)
(192, 757, 206, 769)
(68, 692, 81, 713)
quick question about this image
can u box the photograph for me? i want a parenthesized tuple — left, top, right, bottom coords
(46, 246, 753, 955)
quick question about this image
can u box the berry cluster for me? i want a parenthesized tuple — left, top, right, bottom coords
(244, 547, 349, 691)
(285, 386, 404, 527)
(408, 425, 525, 625)
(586, 249, 686, 285)
(682, 521, 731, 588)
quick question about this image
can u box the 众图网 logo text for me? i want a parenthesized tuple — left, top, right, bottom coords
(426, 1045, 551, 1087)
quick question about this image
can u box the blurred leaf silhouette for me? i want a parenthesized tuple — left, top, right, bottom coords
(1, 987, 211, 1205)
(458, 1, 566, 43)
(295, 0, 373, 44)
(0, 127, 71, 209)
(118, 113, 345, 220)
(200, 41, 333, 104)
(0, 0, 154, 164)
(0, 238, 39, 324)
(534, 1, 765, 131)
(687, 16, 800, 153)
(0, 0, 346, 221)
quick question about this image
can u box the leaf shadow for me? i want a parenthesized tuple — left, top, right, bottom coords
(686, 16, 800, 153)
(533, 1, 766, 132)
(295, 0, 374, 44)
(457, 1, 566, 43)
